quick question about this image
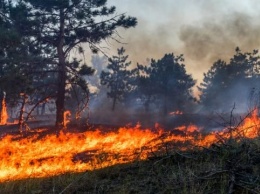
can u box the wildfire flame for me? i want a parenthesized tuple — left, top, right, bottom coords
(63, 110, 71, 128)
(0, 97, 8, 125)
(0, 110, 259, 183)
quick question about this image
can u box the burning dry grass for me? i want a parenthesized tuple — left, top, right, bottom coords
(0, 137, 260, 194)
(0, 110, 260, 193)
(0, 124, 199, 183)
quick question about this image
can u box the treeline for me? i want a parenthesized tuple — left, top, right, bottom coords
(199, 47, 260, 112)
(1, 1, 260, 129)
(100, 48, 195, 114)
(97, 47, 260, 115)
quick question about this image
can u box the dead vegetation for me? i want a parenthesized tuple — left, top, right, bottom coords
(0, 131, 260, 194)
(1, 109, 260, 193)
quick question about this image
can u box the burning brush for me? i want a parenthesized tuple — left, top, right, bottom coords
(0, 109, 259, 183)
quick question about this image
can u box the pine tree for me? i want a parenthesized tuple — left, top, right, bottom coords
(100, 47, 133, 111)
(137, 54, 196, 115)
(12, 0, 137, 127)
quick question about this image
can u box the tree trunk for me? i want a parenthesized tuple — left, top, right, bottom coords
(41, 103, 46, 115)
(163, 88, 168, 116)
(55, 61, 66, 128)
(55, 8, 66, 128)
(112, 97, 116, 111)
(18, 93, 27, 132)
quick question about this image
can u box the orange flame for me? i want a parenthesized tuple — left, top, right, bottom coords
(0, 110, 259, 182)
(63, 110, 71, 128)
(0, 97, 8, 125)
(238, 109, 260, 138)
(175, 124, 200, 133)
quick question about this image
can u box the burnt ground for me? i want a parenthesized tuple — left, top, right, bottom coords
(88, 111, 237, 131)
(0, 112, 233, 139)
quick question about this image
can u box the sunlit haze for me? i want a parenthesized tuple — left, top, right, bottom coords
(103, 0, 260, 89)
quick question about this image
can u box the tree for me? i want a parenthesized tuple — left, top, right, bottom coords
(0, 0, 19, 120)
(139, 53, 196, 115)
(132, 62, 158, 112)
(13, 0, 137, 127)
(100, 47, 134, 111)
(198, 60, 228, 110)
(0, 1, 57, 129)
(199, 48, 260, 112)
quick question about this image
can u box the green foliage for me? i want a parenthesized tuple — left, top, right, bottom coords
(0, 1, 54, 109)
(19, 0, 136, 126)
(199, 47, 260, 111)
(130, 63, 158, 112)
(21, 0, 137, 50)
(78, 64, 95, 76)
(0, 0, 137, 126)
(67, 59, 95, 92)
(100, 47, 133, 110)
(135, 53, 196, 114)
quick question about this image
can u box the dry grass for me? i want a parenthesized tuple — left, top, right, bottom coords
(0, 135, 260, 194)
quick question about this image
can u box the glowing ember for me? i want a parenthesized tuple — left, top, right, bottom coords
(169, 110, 183, 115)
(0, 97, 8, 125)
(0, 110, 259, 183)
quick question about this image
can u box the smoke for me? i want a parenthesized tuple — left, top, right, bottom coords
(106, 0, 260, 85)
(82, 1, 260, 126)
(179, 12, 260, 78)
(106, 19, 177, 67)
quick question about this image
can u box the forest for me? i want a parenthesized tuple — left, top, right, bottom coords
(1, 0, 260, 130)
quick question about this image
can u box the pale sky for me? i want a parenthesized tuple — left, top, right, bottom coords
(97, 0, 260, 91)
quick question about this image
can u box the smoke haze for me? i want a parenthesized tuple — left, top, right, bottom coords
(79, 0, 260, 125)
(106, 0, 260, 85)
